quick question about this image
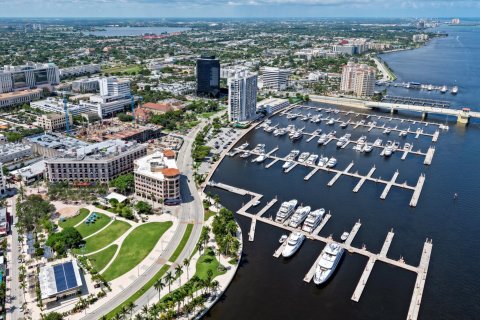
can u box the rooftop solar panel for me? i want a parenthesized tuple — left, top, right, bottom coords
(64, 261, 78, 289)
(53, 264, 67, 292)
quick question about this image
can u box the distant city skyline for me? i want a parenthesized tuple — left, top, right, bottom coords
(0, 0, 479, 18)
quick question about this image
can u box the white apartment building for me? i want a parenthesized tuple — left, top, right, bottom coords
(228, 71, 258, 122)
(59, 64, 101, 78)
(0, 62, 59, 93)
(340, 62, 376, 97)
(36, 113, 73, 131)
(99, 77, 131, 97)
(45, 140, 147, 183)
(220, 66, 249, 79)
(261, 67, 291, 91)
(134, 150, 181, 206)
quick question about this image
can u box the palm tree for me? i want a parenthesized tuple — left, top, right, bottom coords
(154, 278, 165, 301)
(127, 301, 136, 319)
(149, 304, 159, 320)
(134, 314, 143, 320)
(175, 265, 183, 286)
(210, 280, 220, 296)
(183, 258, 191, 280)
(141, 304, 149, 317)
(165, 271, 174, 293)
(196, 242, 204, 256)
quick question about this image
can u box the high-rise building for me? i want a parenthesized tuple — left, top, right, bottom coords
(0, 62, 59, 93)
(261, 67, 291, 91)
(99, 77, 131, 97)
(228, 71, 258, 122)
(196, 56, 220, 97)
(340, 62, 376, 97)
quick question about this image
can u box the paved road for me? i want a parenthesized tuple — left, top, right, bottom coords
(83, 122, 206, 319)
(6, 195, 22, 320)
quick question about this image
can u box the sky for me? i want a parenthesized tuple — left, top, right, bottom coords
(0, 0, 479, 18)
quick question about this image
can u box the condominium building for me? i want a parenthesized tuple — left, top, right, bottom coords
(36, 113, 73, 131)
(227, 71, 258, 122)
(340, 62, 376, 97)
(0, 89, 42, 108)
(134, 150, 181, 206)
(45, 139, 147, 183)
(59, 64, 101, 78)
(196, 56, 220, 97)
(261, 67, 291, 91)
(0, 62, 59, 93)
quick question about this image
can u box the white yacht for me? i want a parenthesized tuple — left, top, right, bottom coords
(238, 142, 249, 150)
(306, 154, 319, 166)
(302, 208, 325, 233)
(290, 131, 303, 141)
(353, 144, 363, 152)
(357, 136, 367, 144)
(340, 122, 348, 128)
(373, 138, 383, 147)
(264, 125, 276, 133)
(286, 150, 300, 160)
(404, 143, 412, 150)
(312, 129, 322, 136)
(298, 152, 310, 163)
(318, 156, 329, 167)
(275, 200, 298, 223)
(327, 119, 335, 125)
(340, 232, 349, 241)
(326, 157, 337, 168)
(283, 160, 295, 171)
(336, 134, 351, 148)
(317, 134, 328, 144)
(253, 144, 265, 152)
(364, 143, 373, 153)
(253, 154, 266, 163)
(451, 86, 458, 95)
(287, 113, 299, 120)
(313, 242, 344, 285)
(392, 141, 400, 151)
(383, 127, 392, 135)
(240, 151, 251, 158)
(384, 145, 393, 157)
(289, 206, 311, 228)
(440, 85, 448, 94)
(281, 232, 306, 258)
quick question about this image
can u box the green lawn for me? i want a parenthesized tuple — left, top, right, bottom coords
(88, 245, 118, 272)
(102, 222, 172, 281)
(168, 223, 193, 263)
(196, 247, 226, 280)
(105, 265, 169, 319)
(74, 220, 131, 254)
(204, 210, 216, 221)
(102, 65, 142, 75)
(75, 212, 111, 238)
(59, 208, 90, 229)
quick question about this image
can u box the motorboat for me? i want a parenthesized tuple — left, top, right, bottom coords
(279, 235, 288, 243)
(287, 113, 299, 120)
(238, 142, 249, 150)
(383, 127, 392, 134)
(291, 131, 303, 141)
(301, 115, 309, 121)
(282, 161, 295, 171)
(373, 138, 383, 147)
(340, 122, 348, 128)
(326, 157, 337, 168)
(240, 151, 251, 158)
(306, 154, 319, 166)
(336, 134, 351, 148)
(252, 200, 261, 207)
(298, 152, 310, 163)
(384, 145, 393, 157)
(313, 242, 344, 285)
(286, 150, 300, 160)
(312, 129, 322, 136)
(317, 134, 328, 144)
(253, 144, 265, 152)
(451, 86, 458, 95)
(311, 115, 321, 123)
(399, 130, 408, 137)
(289, 206, 312, 228)
(357, 136, 367, 144)
(427, 84, 433, 91)
(392, 141, 400, 151)
(264, 125, 276, 133)
(318, 156, 329, 167)
(404, 143, 411, 150)
(282, 232, 306, 258)
(252, 154, 266, 163)
(353, 144, 364, 152)
(340, 232, 349, 241)
(275, 200, 298, 223)
(327, 119, 335, 125)
(363, 143, 373, 153)
(302, 208, 325, 233)
(440, 85, 448, 94)
(327, 130, 337, 137)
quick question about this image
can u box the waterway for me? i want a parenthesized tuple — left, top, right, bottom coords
(83, 26, 189, 37)
(205, 25, 480, 320)
(379, 24, 480, 110)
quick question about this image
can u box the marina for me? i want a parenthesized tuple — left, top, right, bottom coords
(207, 182, 433, 320)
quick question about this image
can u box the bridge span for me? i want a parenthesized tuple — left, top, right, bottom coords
(310, 95, 479, 124)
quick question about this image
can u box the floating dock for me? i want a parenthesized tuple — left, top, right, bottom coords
(407, 240, 433, 320)
(327, 162, 354, 187)
(257, 198, 278, 217)
(423, 147, 435, 165)
(409, 174, 426, 207)
(380, 171, 399, 200)
(304, 168, 319, 181)
(351, 257, 376, 302)
(353, 166, 376, 193)
(312, 213, 331, 235)
(345, 220, 361, 246)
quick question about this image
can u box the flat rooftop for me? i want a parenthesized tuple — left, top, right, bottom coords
(39, 260, 83, 299)
(26, 133, 90, 151)
(135, 150, 179, 180)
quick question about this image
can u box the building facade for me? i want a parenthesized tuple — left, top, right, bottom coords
(72, 78, 100, 93)
(45, 140, 147, 183)
(36, 113, 73, 131)
(261, 67, 291, 91)
(59, 64, 101, 78)
(134, 150, 181, 206)
(196, 56, 220, 97)
(0, 89, 42, 108)
(0, 143, 33, 164)
(228, 71, 258, 122)
(99, 77, 131, 97)
(0, 62, 59, 93)
(340, 62, 376, 97)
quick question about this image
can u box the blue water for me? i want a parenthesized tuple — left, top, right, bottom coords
(83, 26, 189, 37)
(379, 25, 480, 110)
(205, 26, 480, 320)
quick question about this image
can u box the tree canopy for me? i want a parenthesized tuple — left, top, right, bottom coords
(46, 227, 83, 255)
(16, 195, 56, 232)
(110, 173, 135, 194)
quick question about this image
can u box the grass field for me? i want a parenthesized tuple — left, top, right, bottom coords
(59, 208, 90, 229)
(75, 212, 111, 238)
(88, 245, 118, 272)
(74, 220, 131, 254)
(168, 223, 193, 263)
(204, 210, 216, 221)
(102, 65, 142, 75)
(102, 222, 172, 281)
(196, 247, 226, 279)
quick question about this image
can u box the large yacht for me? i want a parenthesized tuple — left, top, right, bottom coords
(313, 242, 344, 285)
(291, 131, 303, 141)
(286, 150, 300, 160)
(275, 200, 298, 223)
(302, 208, 325, 233)
(306, 154, 319, 166)
(282, 160, 295, 171)
(298, 152, 310, 163)
(326, 157, 337, 168)
(451, 86, 458, 95)
(289, 206, 311, 228)
(252, 153, 266, 163)
(282, 232, 306, 258)
(336, 134, 351, 147)
(318, 156, 329, 167)
(317, 134, 328, 144)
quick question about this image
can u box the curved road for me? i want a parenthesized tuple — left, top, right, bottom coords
(83, 122, 206, 319)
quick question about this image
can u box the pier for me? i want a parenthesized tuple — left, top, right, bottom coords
(327, 162, 354, 187)
(380, 171, 399, 200)
(409, 174, 426, 207)
(353, 166, 376, 193)
(207, 182, 433, 320)
(312, 212, 331, 235)
(423, 147, 436, 165)
(265, 159, 279, 169)
(257, 198, 278, 217)
(304, 168, 319, 181)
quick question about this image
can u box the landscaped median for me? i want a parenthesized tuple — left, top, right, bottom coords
(102, 222, 173, 281)
(169, 223, 193, 262)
